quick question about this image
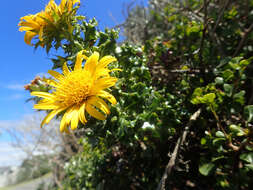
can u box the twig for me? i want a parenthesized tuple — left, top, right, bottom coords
(196, 0, 211, 13)
(156, 108, 202, 190)
(233, 23, 253, 57)
(199, 0, 208, 65)
(212, 0, 231, 33)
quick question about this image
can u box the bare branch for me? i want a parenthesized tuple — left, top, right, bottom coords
(157, 108, 201, 190)
(199, 0, 209, 65)
(212, 0, 231, 33)
(233, 23, 253, 57)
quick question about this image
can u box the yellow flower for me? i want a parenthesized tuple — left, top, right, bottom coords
(59, 0, 80, 13)
(18, 12, 47, 45)
(31, 51, 118, 133)
(18, 0, 80, 46)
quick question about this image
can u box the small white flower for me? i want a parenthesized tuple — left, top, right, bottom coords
(142, 122, 155, 130)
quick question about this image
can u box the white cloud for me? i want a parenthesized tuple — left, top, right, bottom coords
(0, 142, 26, 167)
(5, 84, 25, 91)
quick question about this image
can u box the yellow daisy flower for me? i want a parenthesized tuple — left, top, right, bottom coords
(59, 0, 80, 13)
(31, 51, 118, 133)
(18, 12, 47, 45)
(18, 0, 80, 46)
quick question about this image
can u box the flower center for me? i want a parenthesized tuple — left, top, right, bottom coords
(55, 70, 93, 107)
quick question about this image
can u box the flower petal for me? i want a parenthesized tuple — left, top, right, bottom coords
(43, 78, 58, 87)
(78, 103, 87, 124)
(34, 103, 60, 110)
(91, 77, 117, 94)
(31, 91, 55, 100)
(84, 52, 99, 74)
(60, 106, 74, 132)
(87, 96, 110, 115)
(97, 56, 117, 69)
(62, 62, 70, 76)
(48, 70, 64, 80)
(41, 107, 64, 127)
(19, 26, 33, 32)
(60, 111, 68, 132)
(24, 31, 36, 45)
(38, 26, 44, 41)
(59, 0, 67, 13)
(74, 51, 85, 71)
(70, 107, 79, 130)
(97, 90, 117, 105)
(86, 102, 106, 120)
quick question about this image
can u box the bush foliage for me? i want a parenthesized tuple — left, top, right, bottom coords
(22, 0, 253, 189)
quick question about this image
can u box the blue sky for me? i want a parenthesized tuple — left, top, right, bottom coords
(0, 0, 147, 166)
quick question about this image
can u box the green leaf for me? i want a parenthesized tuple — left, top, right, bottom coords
(245, 164, 253, 171)
(229, 124, 245, 136)
(239, 59, 250, 67)
(186, 24, 201, 36)
(222, 69, 234, 81)
(199, 163, 215, 176)
(212, 138, 226, 146)
(244, 105, 253, 122)
(233, 90, 245, 105)
(30, 86, 40, 91)
(192, 88, 203, 96)
(230, 57, 243, 64)
(228, 62, 240, 70)
(240, 153, 253, 164)
(201, 138, 207, 145)
(202, 93, 216, 104)
(223, 84, 233, 97)
(215, 131, 225, 138)
(211, 156, 225, 162)
(215, 77, 224, 85)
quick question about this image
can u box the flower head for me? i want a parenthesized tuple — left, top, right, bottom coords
(18, 0, 80, 46)
(31, 51, 118, 132)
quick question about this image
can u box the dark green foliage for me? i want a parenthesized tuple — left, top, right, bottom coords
(30, 0, 253, 189)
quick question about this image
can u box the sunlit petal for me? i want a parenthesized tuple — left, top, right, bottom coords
(78, 103, 87, 124)
(87, 96, 110, 115)
(84, 51, 99, 74)
(86, 103, 106, 120)
(97, 90, 117, 105)
(48, 70, 64, 80)
(62, 62, 70, 76)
